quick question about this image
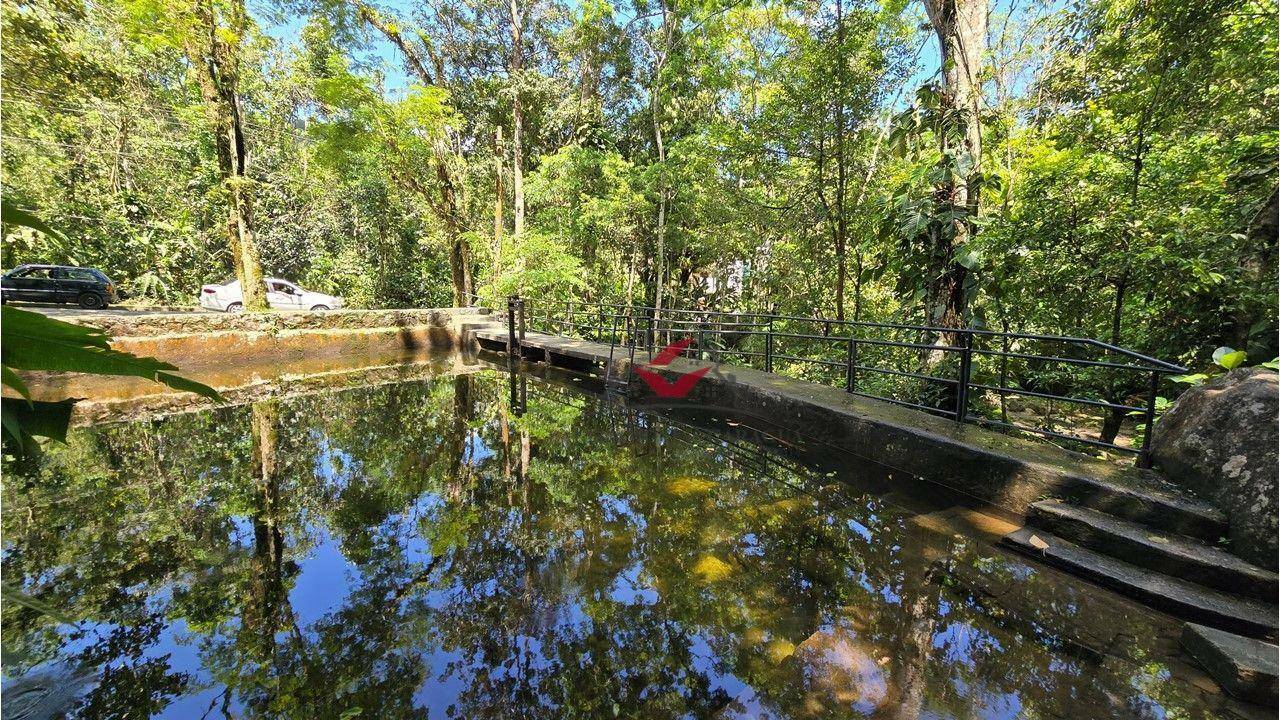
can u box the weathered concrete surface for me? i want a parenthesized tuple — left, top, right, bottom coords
(1181, 623, 1279, 705)
(18, 308, 491, 380)
(63, 307, 489, 337)
(1152, 368, 1279, 569)
(63, 350, 486, 426)
(1026, 499, 1278, 600)
(467, 323, 1227, 538)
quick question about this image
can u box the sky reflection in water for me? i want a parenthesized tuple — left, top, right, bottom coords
(1, 368, 1237, 719)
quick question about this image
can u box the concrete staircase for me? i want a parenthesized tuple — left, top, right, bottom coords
(1003, 497, 1278, 641)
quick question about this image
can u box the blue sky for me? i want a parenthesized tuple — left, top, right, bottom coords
(257, 0, 1037, 109)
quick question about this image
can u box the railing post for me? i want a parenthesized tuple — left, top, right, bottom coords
(954, 330, 973, 421)
(518, 297, 526, 341)
(1137, 370, 1160, 468)
(506, 296, 518, 360)
(764, 316, 774, 374)
(845, 334, 857, 393)
(626, 306, 635, 349)
(627, 306, 637, 372)
(647, 308, 655, 356)
(605, 309, 620, 385)
(597, 304, 604, 341)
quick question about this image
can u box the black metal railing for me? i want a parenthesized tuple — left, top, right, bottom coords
(486, 294, 1185, 468)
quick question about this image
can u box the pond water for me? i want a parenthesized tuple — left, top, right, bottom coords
(1, 363, 1248, 719)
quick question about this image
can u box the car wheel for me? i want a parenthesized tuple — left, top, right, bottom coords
(78, 292, 105, 309)
(310, 305, 329, 312)
(226, 302, 244, 313)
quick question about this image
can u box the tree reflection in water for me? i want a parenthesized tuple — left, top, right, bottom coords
(1, 369, 1236, 719)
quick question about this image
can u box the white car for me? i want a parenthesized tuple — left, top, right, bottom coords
(199, 278, 345, 313)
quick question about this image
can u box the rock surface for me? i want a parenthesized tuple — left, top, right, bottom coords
(1151, 368, 1278, 569)
(1181, 623, 1278, 705)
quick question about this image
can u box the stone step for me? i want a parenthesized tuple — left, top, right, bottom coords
(1056, 475, 1228, 543)
(1026, 500, 1278, 601)
(1181, 623, 1278, 706)
(1002, 528, 1277, 640)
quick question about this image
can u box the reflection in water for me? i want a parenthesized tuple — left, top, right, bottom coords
(0, 368, 1241, 719)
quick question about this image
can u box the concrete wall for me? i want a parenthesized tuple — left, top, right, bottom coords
(16, 308, 492, 405)
(82, 308, 490, 369)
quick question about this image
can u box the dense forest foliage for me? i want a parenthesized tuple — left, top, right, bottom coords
(2, 0, 1276, 365)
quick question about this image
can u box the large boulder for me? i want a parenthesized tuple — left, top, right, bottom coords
(1151, 368, 1278, 569)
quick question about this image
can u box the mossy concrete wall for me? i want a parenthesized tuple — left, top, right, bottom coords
(16, 308, 491, 405)
(80, 308, 490, 369)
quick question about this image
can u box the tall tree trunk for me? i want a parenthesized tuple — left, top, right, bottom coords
(1099, 103, 1151, 443)
(436, 152, 471, 305)
(247, 400, 283, 654)
(493, 127, 504, 302)
(651, 84, 667, 319)
(358, 4, 472, 304)
(510, 0, 527, 240)
(188, 0, 266, 310)
(1099, 267, 1131, 444)
(833, 0, 848, 322)
(922, 0, 986, 334)
(648, 0, 673, 324)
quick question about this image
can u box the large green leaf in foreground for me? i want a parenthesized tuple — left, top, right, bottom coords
(2, 306, 221, 399)
(1, 306, 222, 451)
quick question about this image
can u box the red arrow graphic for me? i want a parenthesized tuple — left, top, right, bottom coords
(634, 365, 711, 398)
(649, 337, 692, 366)
(635, 338, 709, 398)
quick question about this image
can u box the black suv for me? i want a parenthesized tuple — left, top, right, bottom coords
(1, 264, 118, 309)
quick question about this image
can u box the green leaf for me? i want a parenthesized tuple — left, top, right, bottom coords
(1260, 358, 1279, 370)
(0, 403, 25, 445)
(0, 580, 78, 625)
(2, 366, 31, 401)
(1, 307, 222, 401)
(1211, 346, 1247, 369)
(3, 397, 76, 443)
(1169, 373, 1209, 385)
(1, 197, 67, 242)
(955, 245, 983, 270)
(156, 371, 222, 401)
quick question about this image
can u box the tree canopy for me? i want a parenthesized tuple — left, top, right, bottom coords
(2, 0, 1275, 386)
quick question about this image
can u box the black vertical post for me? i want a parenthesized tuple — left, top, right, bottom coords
(954, 330, 973, 421)
(647, 308, 655, 357)
(518, 298, 526, 340)
(764, 316, 774, 374)
(517, 374, 527, 416)
(1137, 370, 1160, 468)
(597, 305, 604, 341)
(627, 306, 637, 377)
(712, 314, 720, 364)
(845, 334, 857, 393)
(508, 355, 519, 407)
(608, 310, 619, 353)
(506, 296, 518, 360)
